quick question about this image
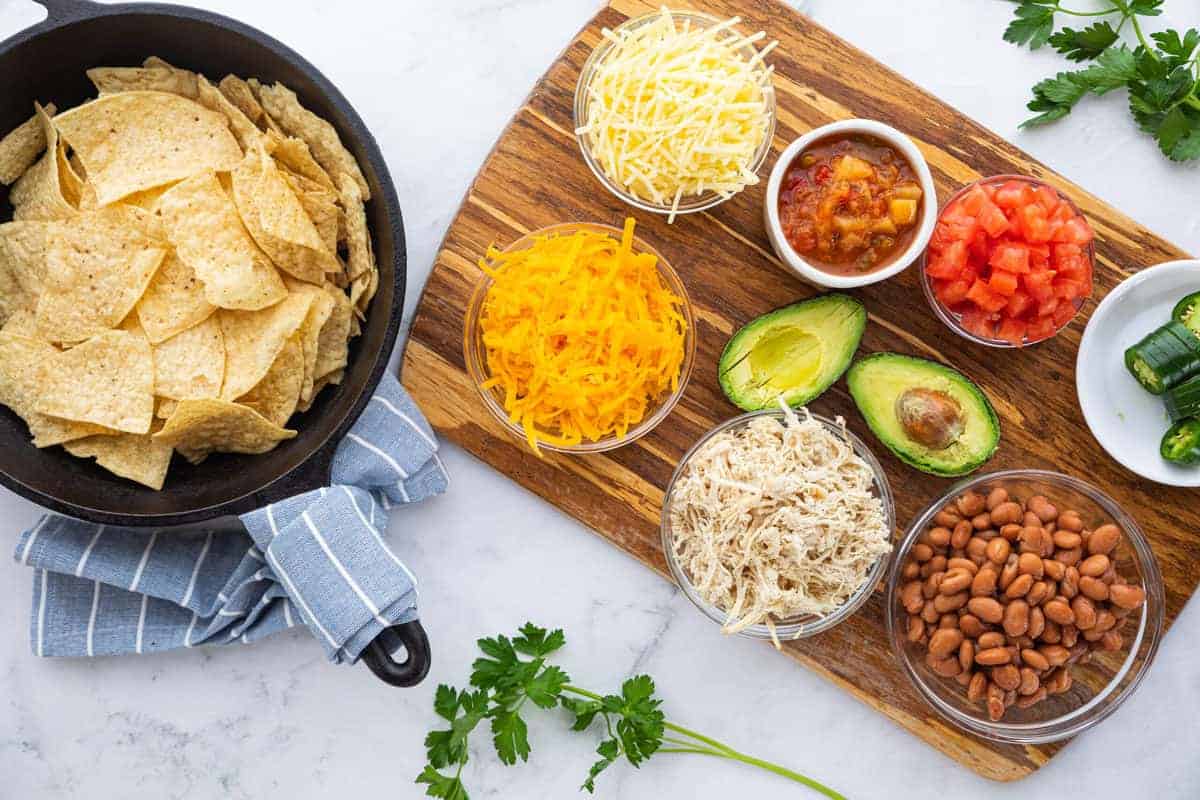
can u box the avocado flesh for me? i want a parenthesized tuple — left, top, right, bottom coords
(718, 294, 865, 411)
(847, 353, 999, 476)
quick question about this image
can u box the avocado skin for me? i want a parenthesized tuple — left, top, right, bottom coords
(718, 293, 866, 412)
(847, 352, 1000, 477)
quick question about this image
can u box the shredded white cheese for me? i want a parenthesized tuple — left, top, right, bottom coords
(577, 8, 776, 220)
(668, 403, 892, 645)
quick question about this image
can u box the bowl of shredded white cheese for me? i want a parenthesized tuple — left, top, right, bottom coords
(573, 9, 777, 222)
(662, 404, 895, 646)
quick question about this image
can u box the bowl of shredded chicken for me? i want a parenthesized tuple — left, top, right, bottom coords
(662, 403, 895, 646)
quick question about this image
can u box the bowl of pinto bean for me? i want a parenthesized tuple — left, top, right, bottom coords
(886, 470, 1164, 743)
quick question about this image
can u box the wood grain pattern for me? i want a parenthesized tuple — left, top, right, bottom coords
(401, 0, 1196, 781)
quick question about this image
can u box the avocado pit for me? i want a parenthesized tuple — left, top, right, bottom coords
(895, 387, 964, 451)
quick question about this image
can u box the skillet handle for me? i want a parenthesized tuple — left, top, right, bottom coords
(360, 620, 431, 687)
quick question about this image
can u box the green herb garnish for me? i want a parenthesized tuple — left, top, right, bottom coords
(416, 622, 844, 799)
(1003, 1, 1200, 160)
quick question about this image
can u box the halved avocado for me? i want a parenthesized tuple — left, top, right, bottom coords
(718, 294, 865, 411)
(847, 353, 999, 477)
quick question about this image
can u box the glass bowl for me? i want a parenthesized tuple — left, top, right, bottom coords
(920, 175, 1096, 348)
(886, 469, 1164, 743)
(462, 222, 695, 454)
(661, 409, 895, 641)
(573, 10, 777, 218)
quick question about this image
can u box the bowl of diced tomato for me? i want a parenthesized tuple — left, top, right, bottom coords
(922, 175, 1095, 348)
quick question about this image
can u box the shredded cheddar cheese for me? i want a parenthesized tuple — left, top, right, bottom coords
(576, 8, 776, 220)
(478, 219, 687, 453)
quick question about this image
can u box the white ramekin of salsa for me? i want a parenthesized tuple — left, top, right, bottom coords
(764, 119, 937, 289)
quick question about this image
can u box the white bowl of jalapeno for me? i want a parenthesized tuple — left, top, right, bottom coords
(1077, 259, 1200, 486)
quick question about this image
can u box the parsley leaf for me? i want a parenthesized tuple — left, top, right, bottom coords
(582, 738, 621, 794)
(490, 710, 531, 765)
(1022, 72, 1087, 128)
(1075, 45, 1139, 94)
(512, 623, 566, 658)
(525, 664, 569, 708)
(1129, 0, 1165, 16)
(1151, 28, 1200, 66)
(561, 696, 604, 731)
(1050, 22, 1120, 61)
(1004, 2, 1058, 50)
(434, 684, 461, 722)
(1153, 106, 1200, 160)
(417, 766, 469, 800)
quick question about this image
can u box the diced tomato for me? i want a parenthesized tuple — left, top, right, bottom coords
(1005, 290, 1033, 318)
(989, 242, 1030, 274)
(942, 214, 979, 243)
(931, 239, 968, 274)
(1052, 243, 1082, 262)
(927, 254, 961, 280)
(989, 270, 1019, 296)
(1035, 185, 1060, 214)
(1027, 316, 1057, 342)
(1050, 203, 1075, 225)
(960, 186, 991, 215)
(960, 307, 996, 339)
(994, 180, 1035, 210)
(1055, 256, 1090, 282)
(1037, 297, 1061, 318)
(938, 279, 972, 306)
(978, 203, 1010, 238)
(966, 279, 1008, 312)
(1054, 216, 1094, 246)
(1028, 242, 1051, 270)
(1052, 279, 1086, 301)
(1017, 204, 1053, 243)
(996, 317, 1027, 346)
(1053, 299, 1078, 329)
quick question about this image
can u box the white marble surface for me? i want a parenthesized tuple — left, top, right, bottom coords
(2, 0, 1199, 797)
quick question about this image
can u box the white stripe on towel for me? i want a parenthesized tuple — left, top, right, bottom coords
(265, 548, 338, 649)
(36, 570, 47, 657)
(129, 531, 158, 592)
(180, 531, 213, 608)
(184, 612, 198, 647)
(85, 580, 100, 657)
(135, 594, 149, 654)
(370, 395, 438, 451)
(301, 511, 388, 627)
(346, 433, 409, 479)
(75, 526, 105, 577)
(20, 516, 50, 565)
(283, 600, 294, 628)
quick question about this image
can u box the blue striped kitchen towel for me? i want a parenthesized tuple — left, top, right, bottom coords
(11, 372, 448, 664)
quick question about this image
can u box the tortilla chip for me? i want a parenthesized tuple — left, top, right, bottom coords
(0, 332, 111, 446)
(1, 308, 37, 337)
(283, 171, 339, 256)
(64, 423, 173, 490)
(54, 91, 242, 205)
(11, 104, 76, 221)
(155, 171, 287, 310)
(154, 397, 296, 463)
(35, 207, 167, 343)
(296, 367, 342, 414)
(195, 75, 259, 151)
(265, 130, 333, 190)
(0, 102, 56, 185)
(134, 251, 216, 344)
(218, 291, 313, 400)
(254, 81, 369, 200)
(86, 64, 199, 99)
(314, 282, 352, 380)
(0, 221, 52, 302)
(35, 330, 155, 433)
(153, 314, 225, 400)
(156, 397, 178, 419)
(285, 281, 335, 402)
(231, 143, 338, 284)
(57, 146, 84, 208)
(237, 333, 303, 426)
(336, 172, 377, 312)
(220, 75, 280, 134)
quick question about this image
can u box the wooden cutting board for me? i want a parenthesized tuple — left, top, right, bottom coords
(401, 0, 1198, 781)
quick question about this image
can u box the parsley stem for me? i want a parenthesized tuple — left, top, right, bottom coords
(1052, 3, 1122, 17)
(562, 685, 843, 799)
(1129, 15, 1159, 60)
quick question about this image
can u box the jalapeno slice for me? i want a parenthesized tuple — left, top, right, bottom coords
(1160, 418, 1200, 466)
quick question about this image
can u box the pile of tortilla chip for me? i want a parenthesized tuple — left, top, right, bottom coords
(0, 57, 378, 491)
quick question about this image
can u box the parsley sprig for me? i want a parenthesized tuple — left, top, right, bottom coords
(416, 622, 844, 799)
(1003, 1, 1200, 160)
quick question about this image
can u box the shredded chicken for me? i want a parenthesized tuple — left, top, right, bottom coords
(668, 402, 892, 646)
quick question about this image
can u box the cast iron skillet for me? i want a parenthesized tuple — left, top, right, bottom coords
(0, 0, 429, 688)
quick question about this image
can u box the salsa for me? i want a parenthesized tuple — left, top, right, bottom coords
(777, 134, 924, 275)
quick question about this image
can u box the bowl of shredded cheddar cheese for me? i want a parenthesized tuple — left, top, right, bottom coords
(573, 9, 777, 222)
(662, 406, 895, 646)
(464, 219, 694, 454)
